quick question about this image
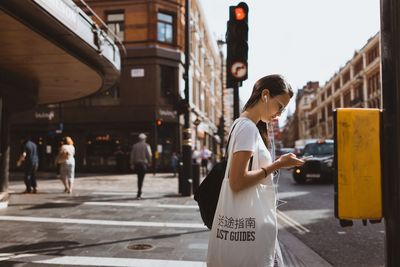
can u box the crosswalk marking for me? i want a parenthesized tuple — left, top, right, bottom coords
(83, 201, 198, 209)
(0, 215, 207, 229)
(0, 253, 207, 266)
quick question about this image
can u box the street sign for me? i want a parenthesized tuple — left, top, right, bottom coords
(230, 62, 247, 79)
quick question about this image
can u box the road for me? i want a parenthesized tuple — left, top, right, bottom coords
(276, 169, 385, 267)
(0, 171, 385, 266)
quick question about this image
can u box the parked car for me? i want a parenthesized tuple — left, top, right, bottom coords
(292, 139, 334, 184)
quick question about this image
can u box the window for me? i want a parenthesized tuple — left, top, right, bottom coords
(335, 97, 341, 109)
(334, 79, 340, 91)
(367, 45, 379, 65)
(354, 84, 363, 100)
(328, 102, 333, 117)
(192, 77, 198, 106)
(106, 12, 124, 41)
(320, 110, 325, 123)
(326, 86, 332, 97)
(343, 71, 350, 85)
(157, 12, 174, 43)
(368, 72, 380, 98)
(354, 59, 363, 76)
(160, 66, 175, 97)
(344, 91, 351, 107)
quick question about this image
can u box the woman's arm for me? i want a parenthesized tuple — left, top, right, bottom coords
(229, 152, 304, 193)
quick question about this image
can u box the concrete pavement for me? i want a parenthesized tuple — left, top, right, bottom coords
(0, 172, 332, 266)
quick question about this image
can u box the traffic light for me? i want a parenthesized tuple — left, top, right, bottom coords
(226, 2, 249, 88)
(156, 119, 162, 126)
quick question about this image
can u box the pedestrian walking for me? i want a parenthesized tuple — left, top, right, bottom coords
(130, 133, 152, 199)
(17, 137, 39, 193)
(170, 152, 179, 177)
(200, 146, 212, 176)
(192, 146, 201, 165)
(207, 74, 305, 267)
(55, 136, 75, 194)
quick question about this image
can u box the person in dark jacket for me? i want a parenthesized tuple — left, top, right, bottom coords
(17, 137, 39, 193)
(130, 133, 152, 199)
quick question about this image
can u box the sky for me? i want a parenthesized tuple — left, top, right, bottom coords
(199, 0, 381, 125)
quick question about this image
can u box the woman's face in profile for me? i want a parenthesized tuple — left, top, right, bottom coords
(261, 92, 291, 122)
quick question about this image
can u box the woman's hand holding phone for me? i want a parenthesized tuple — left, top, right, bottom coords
(276, 153, 305, 169)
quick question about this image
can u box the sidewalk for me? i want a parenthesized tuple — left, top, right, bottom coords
(0, 172, 331, 266)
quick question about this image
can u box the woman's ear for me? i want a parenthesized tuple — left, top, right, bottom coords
(261, 89, 270, 102)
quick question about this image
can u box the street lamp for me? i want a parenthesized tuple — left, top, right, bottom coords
(193, 117, 202, 149)
(217, 39, 226, 157)
(180, 0, 192, 196)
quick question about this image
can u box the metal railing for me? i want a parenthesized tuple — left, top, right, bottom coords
(78, 0, 126, 56)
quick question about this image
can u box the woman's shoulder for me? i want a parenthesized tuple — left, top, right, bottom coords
(234, 117, 258, 133)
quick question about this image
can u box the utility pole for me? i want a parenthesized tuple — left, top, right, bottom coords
(180, 0, 192, 196)
(380, 0, 400, 265)
(217, 39, 226, 154)
(233, 83, 240, 119)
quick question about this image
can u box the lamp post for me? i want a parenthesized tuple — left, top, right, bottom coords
(217, 39, 226, 157)
(180, 0, 192, 196)
(193, 117, 201, 149)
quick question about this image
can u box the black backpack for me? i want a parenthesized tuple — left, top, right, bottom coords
(194, 122, 252, 229)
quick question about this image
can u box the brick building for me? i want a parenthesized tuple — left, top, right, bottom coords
(10, 0, 223, 173)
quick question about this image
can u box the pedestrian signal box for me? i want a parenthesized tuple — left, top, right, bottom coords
(334, 108, 382, 226)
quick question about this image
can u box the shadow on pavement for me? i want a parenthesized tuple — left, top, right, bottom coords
(0, 241, 80, 255)
(0, 230, 208, 256)
(24, 202, 82, 210)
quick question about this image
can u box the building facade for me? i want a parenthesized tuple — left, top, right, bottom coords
(10, 0, 223, 173)
(295, 33, 380, 140)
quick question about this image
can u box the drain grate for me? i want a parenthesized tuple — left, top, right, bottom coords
(127, 244, 154, 251)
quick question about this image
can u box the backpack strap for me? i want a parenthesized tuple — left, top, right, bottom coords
(225, 119, 253, 172)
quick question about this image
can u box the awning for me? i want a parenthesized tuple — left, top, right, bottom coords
(0, 0, 121, 111)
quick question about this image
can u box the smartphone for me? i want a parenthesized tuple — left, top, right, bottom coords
(301, 155, 313, 160)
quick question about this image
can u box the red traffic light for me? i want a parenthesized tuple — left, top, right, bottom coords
(234, 7, 246, 21)
(156, 119, 162, 126)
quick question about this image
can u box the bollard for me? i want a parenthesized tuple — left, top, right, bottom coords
(192, 163, 200, 193)
(178, 161, 192, 196)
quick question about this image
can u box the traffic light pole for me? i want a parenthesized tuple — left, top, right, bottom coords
(380, 0, 400, 265)
(180, 0, 192, 196)
(233, 83, 240, 119)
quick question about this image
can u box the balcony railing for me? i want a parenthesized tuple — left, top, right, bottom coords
(350, 97, 363, 106)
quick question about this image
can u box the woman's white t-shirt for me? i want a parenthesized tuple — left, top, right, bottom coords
(231, 117, 274, 186)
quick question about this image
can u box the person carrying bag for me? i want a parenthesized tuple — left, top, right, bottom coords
(207, 75, 305, 267)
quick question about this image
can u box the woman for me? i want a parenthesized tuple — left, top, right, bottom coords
(207, 75, 305, 267)
(56, 136, 75, 194)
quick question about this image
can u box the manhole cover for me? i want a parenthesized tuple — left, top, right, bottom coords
(127, 244, 154, 251)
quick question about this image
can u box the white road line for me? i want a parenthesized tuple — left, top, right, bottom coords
(277, 210, 311, 234)
(83, 201, 198, 209)
(91, 192, 138, 195)
(0, 215, 207, 229)
(0, 253, 207, 266)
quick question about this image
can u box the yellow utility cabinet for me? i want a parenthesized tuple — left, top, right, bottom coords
(334, 108, 382, 222)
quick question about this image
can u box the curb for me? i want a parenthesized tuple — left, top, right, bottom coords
(279, 227, 332, 267)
